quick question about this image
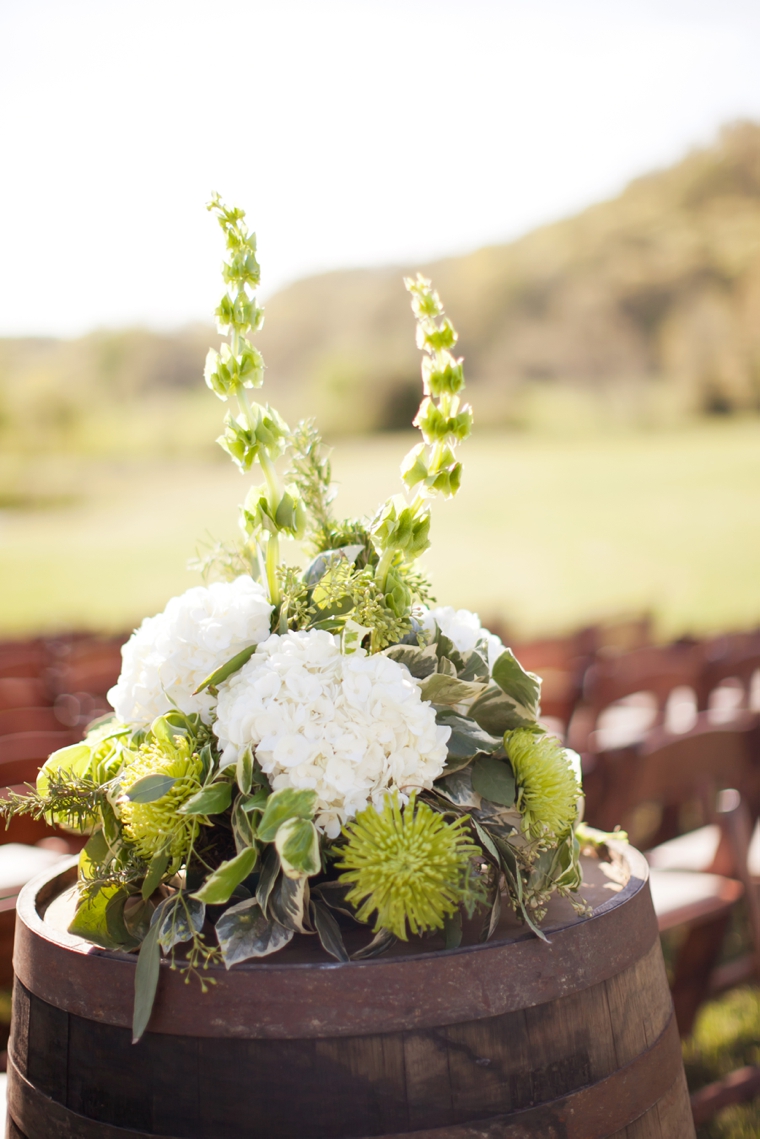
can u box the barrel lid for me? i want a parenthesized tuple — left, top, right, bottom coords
(13, 841, 657, 1039)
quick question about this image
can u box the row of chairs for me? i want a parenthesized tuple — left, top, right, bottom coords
(540, 630, 760, 1126)
(2, 625, 760, 1098)
(0, 634, 125, 989)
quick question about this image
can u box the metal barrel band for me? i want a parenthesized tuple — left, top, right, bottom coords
(366, 1011, 682, 1139)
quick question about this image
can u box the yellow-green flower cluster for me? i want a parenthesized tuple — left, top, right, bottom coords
(505, 729, 581, 840)
(119, 735, 204, 866)
(337, 794, 479, 940)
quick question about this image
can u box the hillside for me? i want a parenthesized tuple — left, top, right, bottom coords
(3, 121, 760, 444)
(257, 120, 760, 431)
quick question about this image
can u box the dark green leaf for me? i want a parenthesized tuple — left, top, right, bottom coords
(481, 887, 501, 942)
(433, 629, 464, 672)
(384, 643, 438, 679)
(141, 849, 170, 900)
(457, 650, 490, 683)
(437, 709, 502, 759)
(157, 895, 205, 953)
(105, 892, 143, 950)
(132, 908, 163, 1042)
(470, 818, 500, 863)
(269, 874, 310, 933)
(436, 767, 481, 808)
(192, 847, 258, 905)
(215, 899, 293, 967)
(418, 673, 486, 706)
(491, 650, 541, 717)
(101, 799, 121, 848)
(312, 881, 356, 919)
(180, 781, 232, 816)
(255, 845, 281, 914)
(236, 745, 254, 795)
(351, 927, 396, 960)
(121, 895, 154, 944)
(310, 899, 349, 962)
(126, 773, 177, 804)
(192, 643, 258, 695)
(443, 910, 462, 950)
(275, 818, 320, 878)
(238, 787, 269, 812)
(471, 756, 516, 807)
(257, 787, 317, 843)
(468, 684, 534, 736)
(497, 840, 549, 943)
(231, 798, 255, 854)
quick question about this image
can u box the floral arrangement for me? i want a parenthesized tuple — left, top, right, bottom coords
(3, 198, 586, 1041)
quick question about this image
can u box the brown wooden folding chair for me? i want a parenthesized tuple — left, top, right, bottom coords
(0, 678, 49, 711)
(572, 641, 706, 826)
(508, 629, 596, 740)
(598, 716, 757, 1036)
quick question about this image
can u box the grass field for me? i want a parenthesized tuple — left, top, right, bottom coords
(0, 419, 759, 637)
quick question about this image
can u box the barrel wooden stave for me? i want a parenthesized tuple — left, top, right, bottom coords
(7, 850, 696, 1139)
(9, 942, 688, 1138)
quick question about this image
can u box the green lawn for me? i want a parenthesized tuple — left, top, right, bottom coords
(685, 986, 760, 1138)
(1, 419, 759, 638)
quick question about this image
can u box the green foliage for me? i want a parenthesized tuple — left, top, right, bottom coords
(215, 898, 293, 967)
(683, 986, 760, 1139)
(256, 787, 317, 843)
(285, 419, 337, 552)
(192, 847, 258, 905)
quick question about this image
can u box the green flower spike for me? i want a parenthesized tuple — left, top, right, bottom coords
(337, 794, 479, 940)
(119, 734, 205, 867)
(505, 729, 581, 840)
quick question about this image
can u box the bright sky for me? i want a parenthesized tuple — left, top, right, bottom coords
(2, 0, 760, 337)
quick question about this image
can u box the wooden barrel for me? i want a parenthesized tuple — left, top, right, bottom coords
(7, 842, 695, 1139)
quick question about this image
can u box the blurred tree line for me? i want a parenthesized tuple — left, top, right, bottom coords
(3, 121, 760, 453)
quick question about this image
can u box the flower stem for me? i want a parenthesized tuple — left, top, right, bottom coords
(375, 547, 395, 594)
(265, 532, 281, 607)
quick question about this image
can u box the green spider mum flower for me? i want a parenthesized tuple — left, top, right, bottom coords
(337, 794, 479, 940)
(119, 734, 204, 866)
(505, 728, 581, 840)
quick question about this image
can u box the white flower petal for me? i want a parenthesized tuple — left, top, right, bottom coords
(214, 630, 447, 834)
(108, 576, 273, 728)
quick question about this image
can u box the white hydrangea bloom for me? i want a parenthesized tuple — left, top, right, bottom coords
(108, 577, 273, 728)
(214, 629, 450, 838)
(420, 606, 504, 672)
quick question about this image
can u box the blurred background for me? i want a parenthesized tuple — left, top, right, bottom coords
(3, 3, 760, 1133)
(2, 0, 760, 642)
